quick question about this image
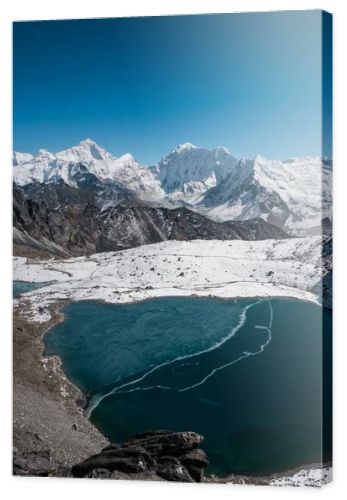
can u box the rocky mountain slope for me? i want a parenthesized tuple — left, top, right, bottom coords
(13, 184, 287, 258)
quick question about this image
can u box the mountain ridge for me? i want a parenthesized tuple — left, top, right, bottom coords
(13, 139, 331, 235)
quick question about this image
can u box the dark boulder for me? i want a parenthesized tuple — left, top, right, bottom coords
(72, 445, 154, 477)
(181, 448, 209, 482)
(156, 456, 194, 482)
(71, 430, 209, 482)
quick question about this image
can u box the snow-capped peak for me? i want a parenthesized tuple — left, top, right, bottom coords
(174, 142, 197, 153)
(80, 138, 96, 146)
(56, 138, 114, 163)
(214, 146, 231, 155)
(155, 143, 238, 200)
(117, 153, 136, 164)
(253, 154, 268, 164)
(36, 148, 55, 159)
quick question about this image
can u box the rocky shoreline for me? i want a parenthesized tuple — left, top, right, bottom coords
(13, 302, 109, 476)
(13, 297, 331, 486)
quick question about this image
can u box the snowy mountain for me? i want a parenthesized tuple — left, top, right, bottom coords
(200, 155, 332, 235)
(13, 139, 239, 204)
(13, 139, 164, 201)
(152, 143, 238, 204)
(13, 139, 331, 235)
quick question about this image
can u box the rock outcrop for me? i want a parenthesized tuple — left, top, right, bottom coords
(71, 430, 209, 482)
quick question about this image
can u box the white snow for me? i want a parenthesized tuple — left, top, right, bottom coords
(174, 143, 198, 153)
(270, 466, 332, 487)
(13, 151, 34, 165)
(13, 237, 323, 324)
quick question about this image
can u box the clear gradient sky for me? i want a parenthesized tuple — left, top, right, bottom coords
(13, 10, 331, 164)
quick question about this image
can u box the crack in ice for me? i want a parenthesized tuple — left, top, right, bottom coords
(86, 299, 272, 418)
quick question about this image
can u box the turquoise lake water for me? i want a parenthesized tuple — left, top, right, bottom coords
(13, 281, 48, 298)
(44, 297, 332, 476)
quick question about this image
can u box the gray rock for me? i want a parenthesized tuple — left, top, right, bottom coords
(13, 449, 58, 477)
(71, 430, 208, 482)
(156, 457, 193, 482)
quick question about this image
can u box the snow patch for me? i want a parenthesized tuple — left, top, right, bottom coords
(270, 467, 332, 487)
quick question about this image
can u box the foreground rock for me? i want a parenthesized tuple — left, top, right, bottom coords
(71, 431, 209, 482)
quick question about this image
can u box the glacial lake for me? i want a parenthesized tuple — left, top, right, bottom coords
(44, 297, 332, 476)
(13, 281, 48, 298)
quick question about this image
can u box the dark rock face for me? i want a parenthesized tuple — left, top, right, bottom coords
(71, 431, 209, 482)
(124, 430, 204, 456)
(13, 182, 287, 258)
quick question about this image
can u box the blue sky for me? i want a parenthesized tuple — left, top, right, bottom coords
(13, 11, 330, 164)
